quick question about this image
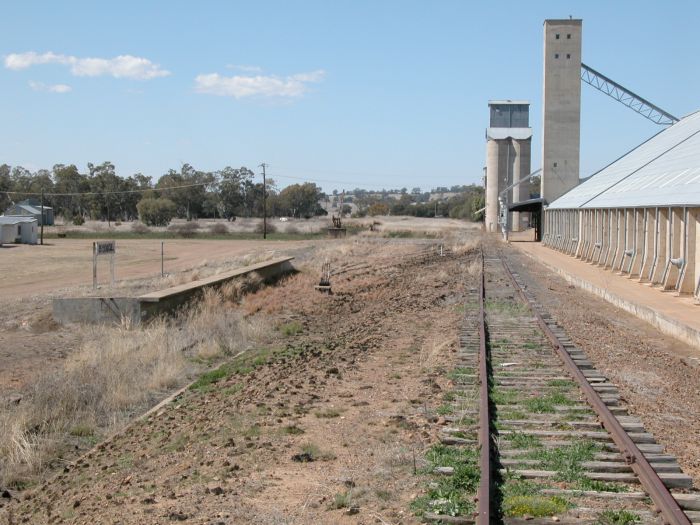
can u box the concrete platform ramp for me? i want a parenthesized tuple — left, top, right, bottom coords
(53, 256, 295, 325)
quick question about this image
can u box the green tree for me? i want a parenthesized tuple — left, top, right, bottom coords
(277, 183, 323, 218)
(368, 202, 390, 216)
(218, 166, 254, 219)
(53, 164, 89, 219)
(137, 197, 177, 226)
(0, 164, 13, 211)
(156, 164, 215, 220)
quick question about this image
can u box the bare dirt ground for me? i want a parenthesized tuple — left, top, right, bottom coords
(1, 237, 474, 524)
(504, 241, 700, 488)
(0, 238, 316, 299)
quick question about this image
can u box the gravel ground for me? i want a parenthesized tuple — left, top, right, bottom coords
(504, 242, 700, 488)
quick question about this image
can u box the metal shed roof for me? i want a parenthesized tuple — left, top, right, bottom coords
(0, 216, 38, 225)
(548, 110, 700, 209)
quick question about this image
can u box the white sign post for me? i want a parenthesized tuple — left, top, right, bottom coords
(93, 240, 116, 290)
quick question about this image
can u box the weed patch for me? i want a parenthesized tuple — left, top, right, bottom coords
(490, 388, 519, 405)
(68, 424, 95, 437)
(412, 444, 479, 518)
(329, 490, 353, 509)
(293, 442, 336, 462)
(502, 495, 571, 517)
(314, 408, 343, 419)
(485, 299, 528, 315)
(436, 404, 455, 415)
(442, 391, 457, 402)
(190, 347, 275, 392)
(507, 432, 542, 449)
(524, 441, 599, 483)
(523, 392, 576, 413)
(447, 367, 473, 380)
(279, 321, 303, 337)
(595, 510, 640, 525)
(575, 478, 628, 493)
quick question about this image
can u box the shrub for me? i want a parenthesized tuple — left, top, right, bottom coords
(131, 222, 151, 234)
(168, 222, 200, 238)
(368, 202, 390, 216)
(280, 321, 302, 336)
(136, 197, 176, 226)
(209, 223, 228, 235)
(72, 215, 85, 226)
(254, 221, 276, 234)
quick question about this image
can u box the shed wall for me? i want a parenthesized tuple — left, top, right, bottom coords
(544, 207, 700, 303)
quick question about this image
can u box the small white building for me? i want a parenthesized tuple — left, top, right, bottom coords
(3, 200, 54, 225)
(0, 216, 38, 245)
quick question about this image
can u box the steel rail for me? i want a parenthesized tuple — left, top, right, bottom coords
(500, 256, 690, 525)
(476, 249, 491, 524)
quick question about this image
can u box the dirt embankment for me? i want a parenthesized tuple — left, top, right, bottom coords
(2, 242, 474, 524)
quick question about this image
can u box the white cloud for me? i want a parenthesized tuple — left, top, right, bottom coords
(194, 69, 325, 99)
(5, 51, 170, 80)
(226, 64, 263, 73)
(28, 81, 72, 93)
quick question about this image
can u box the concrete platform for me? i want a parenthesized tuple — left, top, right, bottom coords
(512, 242, 700, 351)
(53, 256, 295, 325)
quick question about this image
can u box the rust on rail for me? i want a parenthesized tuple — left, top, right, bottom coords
(476, 249, 491, 524)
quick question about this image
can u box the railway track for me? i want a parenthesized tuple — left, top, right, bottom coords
(423, 246, 700, 524)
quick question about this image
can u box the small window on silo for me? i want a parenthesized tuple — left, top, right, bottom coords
(553, 162, 558, 168)
(554, 53, 559, 59)
(555, 33, 560, 39)
(566, 54, 571, 59)
(567, 34, 571, 39)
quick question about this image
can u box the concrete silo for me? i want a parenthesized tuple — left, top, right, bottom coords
(484, 101, 533, 233)
(541, 19, 582, 203)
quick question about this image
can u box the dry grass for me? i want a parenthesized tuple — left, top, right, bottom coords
(419, 336, 454, 370)
(48, 216, 472, 237)
(0, 281, 271, 489)
(450, 237, 481, 257)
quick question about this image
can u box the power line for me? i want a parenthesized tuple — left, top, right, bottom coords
(0, 168, 428, 198)
(259, 162, 267, 239)
(0, 181, 213, 197)
(269, 172, 394, 190)
(271, 164, 418, 180)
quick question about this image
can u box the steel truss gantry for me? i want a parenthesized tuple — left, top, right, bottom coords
(581, 63, 679, 126)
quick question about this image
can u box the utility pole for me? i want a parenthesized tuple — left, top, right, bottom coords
(40, 188, 44, 245)
(259, 163, 267, 239)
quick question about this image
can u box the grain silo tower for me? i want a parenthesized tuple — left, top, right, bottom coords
(484, 101, 532, 233)
(541, 18, 582, 203)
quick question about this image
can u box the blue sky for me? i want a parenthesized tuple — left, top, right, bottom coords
(2, 1, 699, 193)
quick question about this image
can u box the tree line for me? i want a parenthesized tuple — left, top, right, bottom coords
(0, 163, 326, 226)
(0, 162, 484, 226)
(337, 184, 485, 220)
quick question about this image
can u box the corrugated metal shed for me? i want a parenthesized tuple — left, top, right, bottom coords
(548, 110, 700, 209)
(0, 216, 37, 225)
